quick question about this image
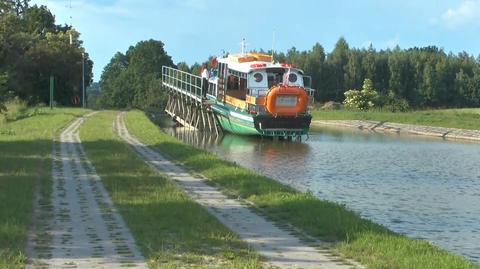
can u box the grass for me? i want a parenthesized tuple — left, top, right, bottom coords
(0, 107, 89, 269)
(79, 111, 262, 268)
(311, 108, 480, 130)
(125, 109, 479, 269)
(0, 99, 44, 124)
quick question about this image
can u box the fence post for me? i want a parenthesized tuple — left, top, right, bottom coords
(49, 75, 54, 109)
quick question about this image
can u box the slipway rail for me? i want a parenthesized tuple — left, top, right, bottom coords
(162, 66, 221, 134)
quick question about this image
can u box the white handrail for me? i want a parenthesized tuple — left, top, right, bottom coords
(162, 66, 204, 103)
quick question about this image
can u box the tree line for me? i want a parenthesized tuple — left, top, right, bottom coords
(272, 38, 480, 108)
(100, 38, 480, 109)
(0, 0, 93, 110)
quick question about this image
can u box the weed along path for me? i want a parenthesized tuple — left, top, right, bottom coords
(114, 112, 361, 269)
(27, 112, 147, 269)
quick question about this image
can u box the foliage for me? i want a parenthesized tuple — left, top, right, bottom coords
(0, 97, 27, 122)
(80, 111, 261, 268)
(377, 90, 410, 112)
(126, 110, 480, 269)
(0, 73, 8, 113)
(0, 1, 92, 107)
(311, 108, 480, 130)
(263, 39, 480, 108)
(343, 79, 379, 110)
(99, 40, 174, 109)
(0, 108, 89, 267)
(86, 82, 101, 109)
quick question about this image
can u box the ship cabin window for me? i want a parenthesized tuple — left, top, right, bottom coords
(226, 74, 247, 100)
(247, 70, 268, 96)
(266, 68, 285, 88)
(265, 68, 304, 88)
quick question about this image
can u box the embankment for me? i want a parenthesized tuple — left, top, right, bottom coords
(313, 120, 480, 142)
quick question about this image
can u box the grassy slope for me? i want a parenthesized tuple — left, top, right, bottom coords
(0, 107, 89, 268)
(125, 110, 479, 269)
(79, 111, 261, 269)
(312, 108, 480, 130)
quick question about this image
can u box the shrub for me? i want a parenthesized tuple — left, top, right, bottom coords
(377, 90, 410, 112)
(343, 79, 379, 110)
(2, 98, 28, 121)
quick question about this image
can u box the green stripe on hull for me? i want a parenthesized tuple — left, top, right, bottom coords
(217, 114, 260, 135)
(211, 101, 311, 136)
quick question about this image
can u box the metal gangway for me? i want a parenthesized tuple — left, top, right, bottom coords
(162, 66, 221, 134)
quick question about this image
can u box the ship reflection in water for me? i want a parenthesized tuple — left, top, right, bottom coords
(161, 120, 480, 264)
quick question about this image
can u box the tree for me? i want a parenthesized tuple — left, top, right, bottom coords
(0, 1, 93, 106)
(344, 49, 363, 90)
(176, 62, 190, 72)
(99, 39, 174, 108)
(325, 37, 350, 100)
(0, 0, 29, 15)
(0, 72, 8, 112)
(362, 44, 376, 83)
(23, 4, 55, 34)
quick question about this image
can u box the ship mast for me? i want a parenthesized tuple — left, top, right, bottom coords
(240, 38, 248, 55)
(67, 0, 73, 44)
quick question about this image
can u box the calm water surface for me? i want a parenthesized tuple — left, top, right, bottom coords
(165, 125, 480, 263)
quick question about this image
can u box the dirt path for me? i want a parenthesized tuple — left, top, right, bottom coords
(27, 112, 147, 269)
(115, 112, 362, 269)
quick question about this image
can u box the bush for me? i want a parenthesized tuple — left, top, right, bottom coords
(343, 79, 379, 110)
(1, 98, 28, 121)
(378, 91, 410, 112)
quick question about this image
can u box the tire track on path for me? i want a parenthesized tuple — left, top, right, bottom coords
(27, 112, 147, 269)
(115, 112, 363, 269)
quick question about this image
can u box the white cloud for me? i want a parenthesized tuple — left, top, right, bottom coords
(439, 0, 480, 29)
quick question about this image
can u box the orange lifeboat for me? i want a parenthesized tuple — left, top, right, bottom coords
(264, 85, 308, 116)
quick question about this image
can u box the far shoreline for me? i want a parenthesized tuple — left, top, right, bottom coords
(312, 119, 480, 143)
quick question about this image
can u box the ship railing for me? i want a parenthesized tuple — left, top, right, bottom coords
(162, 66, 203, 104)
(306, 88, 315, 110)
(248, 86, 315, 97)
(247, 87, 269, 97)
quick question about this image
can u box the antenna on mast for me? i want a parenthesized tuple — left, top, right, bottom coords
(240, 38, 248, 55)
(271, 31, 276, 62)
(67, 0, 73, 45)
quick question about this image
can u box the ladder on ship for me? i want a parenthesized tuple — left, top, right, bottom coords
(162, 66, 221, 135)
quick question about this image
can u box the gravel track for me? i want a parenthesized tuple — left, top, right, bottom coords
(27, 112, 147, 269)
(115, 112, 362, 269)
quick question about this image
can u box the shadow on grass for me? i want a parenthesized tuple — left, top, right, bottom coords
(80, 139, 258, 266)
(0, 139, 52, 267)
(139, 140, 387, 239)
(140, 140, 480, 268)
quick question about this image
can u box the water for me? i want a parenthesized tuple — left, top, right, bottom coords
(165, 125, 480, 263)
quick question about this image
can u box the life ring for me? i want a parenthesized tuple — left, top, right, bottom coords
(264, 85, 308, 116)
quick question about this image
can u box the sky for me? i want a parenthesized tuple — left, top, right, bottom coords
(30, 0, 480, 81)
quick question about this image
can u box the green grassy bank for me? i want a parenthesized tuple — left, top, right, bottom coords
(125, 109, 479, 269)
(312, 108, 480, 130)
(79, 111, 261, 268)
(0, 107, 88, 268)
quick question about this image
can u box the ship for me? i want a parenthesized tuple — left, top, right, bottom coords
(204, 52, 315, 138)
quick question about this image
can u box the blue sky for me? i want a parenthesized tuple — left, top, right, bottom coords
(31, 0, 480, 81)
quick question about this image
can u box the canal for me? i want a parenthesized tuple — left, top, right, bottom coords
(164, 123, 480, 263)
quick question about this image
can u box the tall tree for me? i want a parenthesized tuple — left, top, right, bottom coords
(99, 39, 174, 108)
(326, 37, 350, 100)
(0, 1, 93, 106)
